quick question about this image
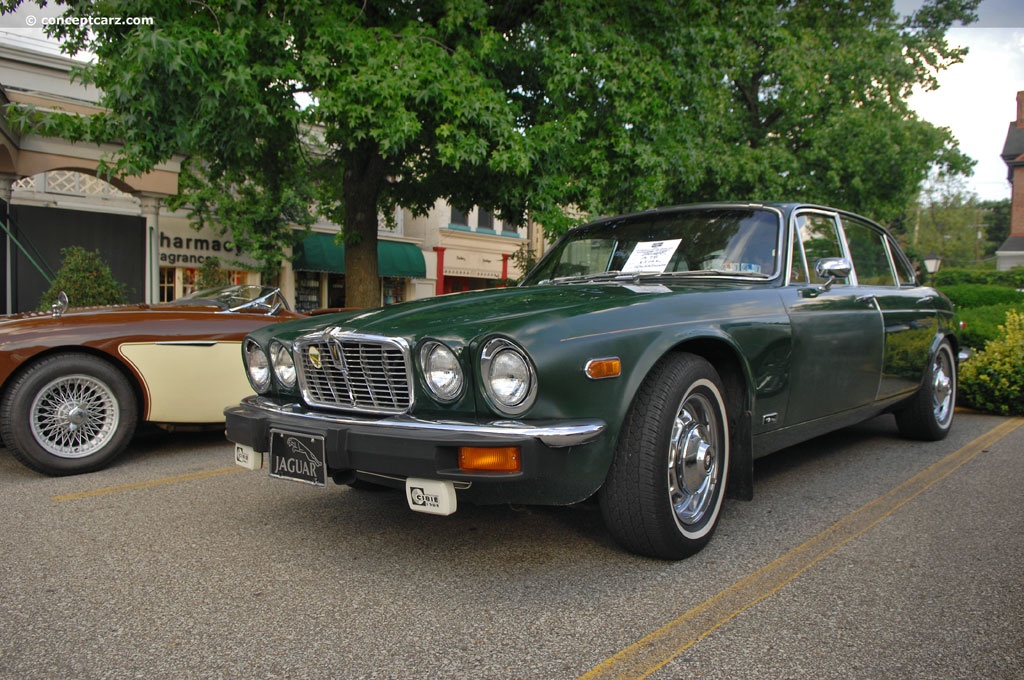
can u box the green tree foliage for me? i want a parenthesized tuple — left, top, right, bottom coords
(959, 309, 1024, 415)
(980, 198, 1011, 258)
(37, 246, 129, 310)
(3, 0, 979, 307)
(911, 174, 991, 265)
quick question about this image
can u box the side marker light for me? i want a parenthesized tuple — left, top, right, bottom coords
(585, 357, 622, 380)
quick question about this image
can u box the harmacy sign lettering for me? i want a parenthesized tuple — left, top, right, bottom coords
(158, 229, 245, 266)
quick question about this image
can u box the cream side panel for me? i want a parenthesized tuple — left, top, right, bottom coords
(119, 341, 252, 423)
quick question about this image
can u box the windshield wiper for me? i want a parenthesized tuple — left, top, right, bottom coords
(649, 269, 771, 280)
(540, 269, 771, 285)
(542, 271, 633, 285)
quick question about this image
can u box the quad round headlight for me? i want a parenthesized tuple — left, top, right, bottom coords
(420, 341, 464, 402)
(244, 339, 271, 393)
(270, 341, 296, 389)
(480, 338, 536, 415)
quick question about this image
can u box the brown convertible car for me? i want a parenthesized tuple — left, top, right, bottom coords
(0, 284, 300, 476)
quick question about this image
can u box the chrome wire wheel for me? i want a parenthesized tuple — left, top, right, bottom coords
(931, 346, 955, 429)
(29, 374, 120, 458)
(668, 383, 723, 530)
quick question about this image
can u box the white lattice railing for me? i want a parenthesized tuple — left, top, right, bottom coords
(12, 171, 130, 198)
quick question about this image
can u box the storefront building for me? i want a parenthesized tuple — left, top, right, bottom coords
(2, 44, 542, 314)
(405, 204, 533, 295)
(289, 222, 427, 313)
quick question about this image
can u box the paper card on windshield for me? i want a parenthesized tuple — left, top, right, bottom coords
(621, 239, 682, 273)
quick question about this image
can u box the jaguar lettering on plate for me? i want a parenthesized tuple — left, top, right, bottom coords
(269, 431, 327, 486)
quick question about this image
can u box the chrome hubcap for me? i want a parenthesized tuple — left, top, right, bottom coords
(30, 375, 119, 458)
(932, 349, 954, 426)
(668, 392, 720, 526)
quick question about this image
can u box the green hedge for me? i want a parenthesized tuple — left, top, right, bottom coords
(956, 304, 1022, 351)
(933, 279, 1024, 351)
(940, 284, 1024, 310)
(933, 267, 1024, 288)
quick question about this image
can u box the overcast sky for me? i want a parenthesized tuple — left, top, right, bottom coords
(3, 1, 1023, 202)
(901, 0, 1024, 201)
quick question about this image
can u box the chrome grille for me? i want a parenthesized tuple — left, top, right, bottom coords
(296, 331, 412, 414)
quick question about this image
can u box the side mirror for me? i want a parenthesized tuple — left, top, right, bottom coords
(814, 258, 851, 292)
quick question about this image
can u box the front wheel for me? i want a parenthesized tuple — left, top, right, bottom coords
(895, 339, 956, 441)
(0, 354, 138, 475)
(599, 354, 730, 559)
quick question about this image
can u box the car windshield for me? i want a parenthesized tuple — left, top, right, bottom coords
(177, 284, 289, 313)
(522, 207, 782, 285)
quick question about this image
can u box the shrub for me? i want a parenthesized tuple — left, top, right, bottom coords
(959, 309, 1024, 416)
(37, 246, 129, 311)
(934, 267, 1024, 289)
(957, 304, 1022, 350)
(940, 284, 1024, 310)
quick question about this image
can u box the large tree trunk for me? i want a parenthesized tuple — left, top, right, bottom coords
(342, 145, 388, 309)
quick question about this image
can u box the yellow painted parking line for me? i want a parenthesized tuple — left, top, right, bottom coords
(581, 417, 1024, 680)
(51, 466, 245, 503)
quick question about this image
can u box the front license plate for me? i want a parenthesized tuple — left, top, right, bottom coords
(269, 430, 327, 487)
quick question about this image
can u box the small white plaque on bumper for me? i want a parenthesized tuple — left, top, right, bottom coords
(405, 478, 457, 516)
(234, 443, 262, 470)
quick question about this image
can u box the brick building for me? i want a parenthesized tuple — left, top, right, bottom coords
(997, 90, 1024, 271)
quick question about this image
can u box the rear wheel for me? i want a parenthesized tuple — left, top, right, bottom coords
(600, 354, 730, 559)
(0, 354, 138, 475)
(895, 339, 956, 441)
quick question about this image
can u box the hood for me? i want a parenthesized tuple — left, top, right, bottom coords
(2, 302, 149, 323)
(0, 300, 221, 324)
(262, 279, 760, 345)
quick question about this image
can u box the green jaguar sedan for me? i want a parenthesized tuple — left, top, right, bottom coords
(226, 202, 958, 559)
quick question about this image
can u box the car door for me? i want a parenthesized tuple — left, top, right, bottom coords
(840, 215, 936, 400)
(780, 209, 885, 424)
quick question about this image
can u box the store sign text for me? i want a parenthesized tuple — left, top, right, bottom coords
(159, 231, 244, 266)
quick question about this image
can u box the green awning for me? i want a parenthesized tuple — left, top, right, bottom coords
(294, 233, 426, 278)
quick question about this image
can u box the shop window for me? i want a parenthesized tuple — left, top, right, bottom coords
(328, 274, 346, 308)
(159, 267, 176, 302)
(451, 207, 468, 226)
(295, 271, 322, 312)
(382, 278, 405, 305)
(182, 268, 199, 297)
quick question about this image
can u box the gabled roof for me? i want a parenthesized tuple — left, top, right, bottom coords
(996, 235, 1024, 254)
(1002, 123, 1024, 167)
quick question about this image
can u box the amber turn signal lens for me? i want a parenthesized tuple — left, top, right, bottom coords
(585, 357, 621, 380)
(458, 446, 521, 472)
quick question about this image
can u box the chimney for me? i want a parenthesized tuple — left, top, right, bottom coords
(1012, 92, 1024, 237)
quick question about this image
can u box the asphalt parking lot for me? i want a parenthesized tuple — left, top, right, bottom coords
(1, 411, 1022, 679)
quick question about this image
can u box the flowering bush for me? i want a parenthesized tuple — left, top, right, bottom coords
(959, 309, 1024, 416)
